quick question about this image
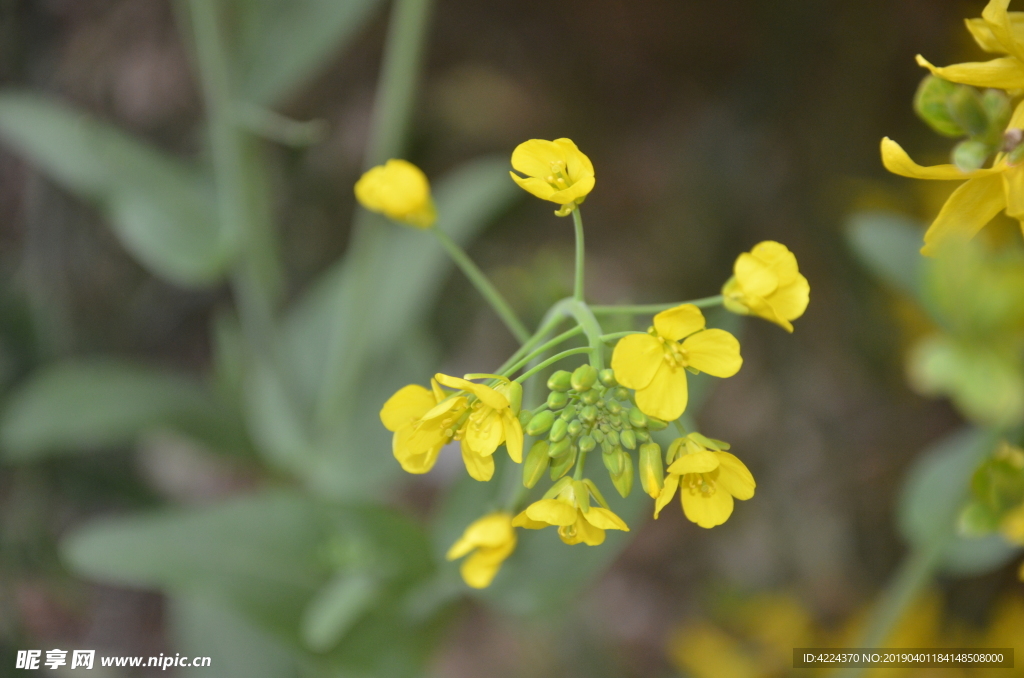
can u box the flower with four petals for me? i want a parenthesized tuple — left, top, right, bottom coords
(446, 512, 518, 589)
(655, 434, 756, 528)
(723, 241, 809, 332)
(355, 158, 437, 229)
(509, 138, 595, 216)
(513, 478, 629, 546)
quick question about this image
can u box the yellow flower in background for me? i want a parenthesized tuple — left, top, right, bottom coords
(509, 138, 595, 216)
(916, 0, 1024, 90)
(611, 304, 742, 421)
(355, 158, 437, 229)
(513, 479, 628, 546)
(722, 241, 809, 332)
(880, 137, 1024, 255)
(434, 374, 524, 482)
(655, 434, 755, 528)
(380, 380, 466, 474)
(446, 512, 517, 589)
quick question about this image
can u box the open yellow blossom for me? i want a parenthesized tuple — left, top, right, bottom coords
(655, 434, 755, 528)
(509, 138, 595, 216)
(446, 512, 517, 589)
(354, 158, 436, 229)
(880, 137, 1024, 255)
(434, 374, 523, 482)
(611, 304, 742, 421)
(512, 478, 628, 545)
(722, 241, 809, 332)
(380, 380, 466, 475)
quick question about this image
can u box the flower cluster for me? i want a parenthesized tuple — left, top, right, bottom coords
(359, 138, 807, 588)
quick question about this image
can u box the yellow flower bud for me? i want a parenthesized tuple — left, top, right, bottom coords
(639, 442, 664, 498)
(723, 241, 809, 332)
(354, 159, 436, 229)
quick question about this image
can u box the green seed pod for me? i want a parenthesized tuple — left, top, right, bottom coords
(599, 368, 617, 387)
(547, 391, 569, 410)
(523, 441, 550, 488)
(549, 417, 568, 443)
(525, 409, 555, 436)
(635, 429, 650, 442)
(567, 419, 583, 438)
(547, 370, 573, 392)
(620, 429, 637, 450)
(549, 436, 572, 458)
(628, 406, 647, 428)
(647, 416, 668, 431)
(571, 364, 599, 391)
(518, 408, 533, 427)
(550, 446, 576, 480)
(581, 389, 600, 405)
(603, 447, 624, 476)
(606, 429, 619, 447)
(578, 434, 596, 453)
(612, 452, 633, 498)
(613, 387, 630, 401)
(639, 442, 664, 498)
(580, 404, 598, 423)
(592, 429, 605, 443)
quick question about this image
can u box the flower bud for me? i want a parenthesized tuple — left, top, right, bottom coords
(581, 389, 600, 405)
(599, 368, 617, 387)
(580, 404, 598, 424)
(518, 408, 533, 427)
(607, 400, 622, 415)
(547, 391, 569, 410)
(549, 437, 572, 458)
(606, 430, 619, 447)
(639, 442, 664, 498)
(525, 410, 554, 436)
(549, 417, 568, 443)
(502, 380, 523, 414)
(547, 370, 573, 392)
(627, 406, 647, 428)
(613, 387, 630, 401)
(549, 446, 576, 479)
(567, 419, 583, 437)
(571, 364, 598, 391)
(948, 86, 988, 139)
(578, 434, 596, 453)
(592, 429, 605, 443)
(635, 429, 650, 442)
(913, 75, 963, 138)
(603, 447, 624, 476)
(523, 441, 550, 488)
(572, 480, 591, 512)
(647, 416, 668, 431)
(952, 139, 990, 172)
(612, 452, 633, 498)
(620, 429, 637, 450)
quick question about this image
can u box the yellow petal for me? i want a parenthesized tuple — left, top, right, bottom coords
(715, 452, 756, 500)
(575, 514, 606, 545)
(635, 361, 689, 421)
(525, 498, 577, 526)
(502, 412, 524, 463)
(683, 329, 742, 378)
(380, 384, 435, 431)
(653, 304, 706, 341)
(393, 430, 443, 474)
(583, 506, 629, 531)
(511, 510, 547, 529)
(916, 53, 1024, 89)
(510, 172, 557, 201)
(461, 444, 495, 481)
(459, 538, 516, 589)
(611, 333, 664, 389)
(511, 139, 563, 178)
(354, 159, 435, 228)
(982, 0, 1024, 62)
(549, 175, 596, 204)
(734, 253, 779, 299)
(768, 274, 810, 325)
(681, 484, 735, 528)
(464, 410, 504, 457)
(654, 473, 680, 519)
(553, 138, 595, 181)
(966, 17, 1007, 53)
(434, 374, 509, 410)
(419, 395, 466, 422)
(668, 449, 721, 475)
(750, 240, 800, 285)
(921, 174, 1007, 255)
(1010, 98, 1024, 129)
(881, 138, 998, 180)
(445, 513, 515, 560)
(1003, 164, 1024, 219)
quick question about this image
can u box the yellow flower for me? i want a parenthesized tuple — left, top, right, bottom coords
(610, 304, 742, 421)
(434, 374, 524, 482)
(916, 0, 1024, 90)
(654, 434, 755, 528)
(380, 380, 466, 475)
(509, 138, 595, 216)
(354, 159, 436, 229)
(722, 241, 809, 332)
(446, 512, 517, 589)
(880, 137, 1024, 255)
(512, 478, 628, 546)
(1001, 503, 1024, 544)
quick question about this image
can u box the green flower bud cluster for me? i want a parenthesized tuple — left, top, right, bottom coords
(914, 75, 1015, 171)
(959, 442, 1024, 537)
(519, 364, 667, 496)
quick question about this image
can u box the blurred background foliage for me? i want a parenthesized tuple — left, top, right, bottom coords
(0, 0, 1021, 677)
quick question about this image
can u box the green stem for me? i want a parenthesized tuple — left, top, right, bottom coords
(433, 229, 529, 343)
(590, 295, 725, 316)
(573, 449, 588, 481)
(501, 326, 584, 378)
(563, 298, 606, 371)
(572, 209, 585, 302)
(514, 347, 592, 383)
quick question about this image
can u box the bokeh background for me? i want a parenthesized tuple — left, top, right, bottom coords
(0, 0, 1020, 676)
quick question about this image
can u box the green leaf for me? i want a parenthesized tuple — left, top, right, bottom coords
(300, 572, 380, 652)
(0, 92, 227, 286)
(0, 360, 246, 461)
(846, 211, 924, 298)
(231, 0, 386, 106)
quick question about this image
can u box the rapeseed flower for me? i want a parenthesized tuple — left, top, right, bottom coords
(722, 241, 809, 332)
(446, 512, 517, 588)
(611, 304, 742, 421)
(513, 478, 628, 545)
(435, 374, 524, 481)
(655, 434, 755, 528)
(355, 159, 436, 229)
(509, 138, 595, 216)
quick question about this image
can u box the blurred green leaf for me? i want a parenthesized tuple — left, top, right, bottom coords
(846, 211, 924, 298)
(0, 92, 228, 286)
(0, 360, 246, 461)
(897, 428, 1017, 574)
(231, 0, 386, 105)
(301, 571, 380, 652)
(242, 356, 315, 476)
(171, 596, 300, 678)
